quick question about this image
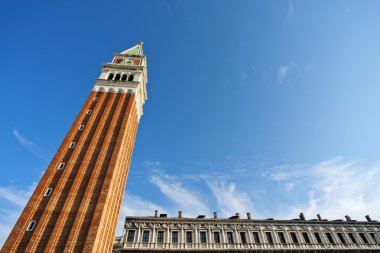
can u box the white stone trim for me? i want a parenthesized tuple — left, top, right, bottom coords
(93, 55, 147, 122)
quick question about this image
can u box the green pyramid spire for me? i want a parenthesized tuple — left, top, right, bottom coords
(120, 41, 144, 56)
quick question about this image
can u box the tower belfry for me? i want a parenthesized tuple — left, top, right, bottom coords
(2, 43, 147, 253)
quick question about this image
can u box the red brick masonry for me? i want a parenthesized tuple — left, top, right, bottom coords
(2, 91, 139, 253)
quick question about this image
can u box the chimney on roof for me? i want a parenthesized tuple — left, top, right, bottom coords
(365, 215, 372, 222)
(247, 212, 252, 220)
(317, 214, 322, 221)
(213, 212, 218, 219)
(299, 213, 306, 221)
(178, 211, 182, 218)
(345, 215, 351, 221)
(235, 213, 240, 218)
(154, 210, 158, 217)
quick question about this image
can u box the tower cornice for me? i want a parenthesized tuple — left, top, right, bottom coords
(112, 53, 145, 59)
(102, 63, 145, 70)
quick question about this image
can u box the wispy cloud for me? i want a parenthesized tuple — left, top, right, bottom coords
(116, 193, 165, 236)
(13, 128, 34, 147)
(0, 187, 30, 208)
(206, 180, 255, 217)
(277, 65, 290, 84)
(144, 161, 163, 167)
(0, 208, 20, 248)
(150, 172, 209, 216)
(100, 156, 380, 239)
(12, 128, 47, 161)
(0, 184, 35, 248)
(266, 157, 380, 220)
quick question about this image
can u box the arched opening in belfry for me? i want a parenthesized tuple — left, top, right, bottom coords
(128, 75, 134, 81)
(114, 73, 121, 81)
(107, 73, 114, 80)
(121, 74, 128, 81)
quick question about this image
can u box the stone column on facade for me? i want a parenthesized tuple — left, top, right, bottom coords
(120, 225, 126, 248)
(136, 224, 141, 248)
(208, 225, 213, 249)
(180, 225, 184, 249)
(194, 223, 198, 249)
(166, 224, 170, 248)
(270, 225, 278, 249)
(234, 225, 240, 249)
(317, 225, 327, 250)
(259, 225, 265, 250)
(341, 228, 352, 249)
(152, 224, 156, 249)
(307, 225, 317, 249)
(294, 225, 303, 250)
(352, 227, 362, 250)
(246, 225, 253, 249)
(221, 224, 226, 249)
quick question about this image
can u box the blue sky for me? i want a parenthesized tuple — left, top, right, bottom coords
(2, 0, 380, 246)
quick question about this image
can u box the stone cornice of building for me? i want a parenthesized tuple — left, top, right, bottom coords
(103, 63, 145, 70)
(114, 250, 380, 252)
(93, 79, 146, 121)
(113, 53, 145, 59)
(124, 216, 380, 227)
(94, 79, 140, 89)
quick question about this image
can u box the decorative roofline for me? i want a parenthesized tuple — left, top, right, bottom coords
(124, 216, 380, 226)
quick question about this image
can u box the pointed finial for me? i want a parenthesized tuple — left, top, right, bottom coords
(139, 40, 144, 46)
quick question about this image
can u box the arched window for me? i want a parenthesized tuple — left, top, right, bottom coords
(57, 163, 65, 170)
(114, 74, 121, 81)
(26, 220, 37, 231)
(107, 73, 114, 80)
(44, 188, 53, 197)
(128, 75, 134, 81)
(121, 74, 127, 81)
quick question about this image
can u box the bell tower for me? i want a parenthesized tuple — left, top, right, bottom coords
(1, 42, 147, 253)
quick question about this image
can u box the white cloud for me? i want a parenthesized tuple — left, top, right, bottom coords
(277, 65, 290, 84)
(13, 128, 34, 147)
(116, 193, 165, 236)
(0, 184, 34, 248)
(144, 161, 163, 167)
(0, 208, 20, 249)
(12, 128, 47, 161)
(267, 157, 380, 221)
(206, 180, 255, 218)
(0, 187, 30, 208)
(150, 172, 209, 216)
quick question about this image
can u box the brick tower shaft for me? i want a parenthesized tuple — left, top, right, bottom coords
(1, 43, 147, 253)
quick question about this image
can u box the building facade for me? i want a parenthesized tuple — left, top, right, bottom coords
(114, 213, 380, 252)
(1, 43, 147, 253)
